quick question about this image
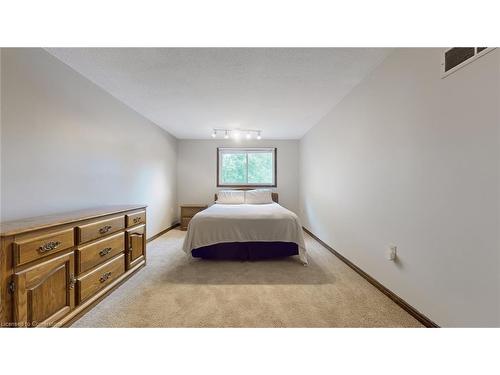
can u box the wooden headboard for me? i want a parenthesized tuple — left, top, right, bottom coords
(215, 191, 278, 203)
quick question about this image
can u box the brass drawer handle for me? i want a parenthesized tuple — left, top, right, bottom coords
(99, 247, 112, 257)
(133, 217, 142, 223)
(99, 225, 112, 234)
(69, 273, 76, 290)
(38, 241, 62, 253)
(99, 271, 112, 283)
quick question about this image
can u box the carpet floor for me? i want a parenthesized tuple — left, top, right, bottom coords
(72, 229, 423, 327)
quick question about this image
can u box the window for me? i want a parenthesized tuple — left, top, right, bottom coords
(217, 147, 277, 187)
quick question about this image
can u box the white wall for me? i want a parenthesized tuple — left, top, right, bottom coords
(177, 139, 299, 214)
(1, 48, 178, 237)
(299, 48, 500, 327)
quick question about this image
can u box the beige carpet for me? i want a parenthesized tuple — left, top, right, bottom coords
(72, 229, 423, 327)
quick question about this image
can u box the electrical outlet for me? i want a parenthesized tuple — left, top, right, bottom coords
(386, 245, 397, 261)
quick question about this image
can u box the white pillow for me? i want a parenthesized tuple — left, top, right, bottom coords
(216, 190, 245, 204)
(245, 189, 273, 204)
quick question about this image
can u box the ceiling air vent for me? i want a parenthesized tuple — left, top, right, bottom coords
(442, 47, 495, 78)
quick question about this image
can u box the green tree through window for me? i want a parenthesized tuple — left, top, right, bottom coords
(221, 153, 246, 184)
(218, 148, 276, 186)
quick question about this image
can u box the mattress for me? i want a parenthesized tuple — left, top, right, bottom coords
(182, 202, 307, 264)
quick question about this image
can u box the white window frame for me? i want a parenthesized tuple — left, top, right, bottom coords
(217, 147, 277, 187)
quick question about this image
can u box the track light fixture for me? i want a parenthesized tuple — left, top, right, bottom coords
(212, 128, 262, 140)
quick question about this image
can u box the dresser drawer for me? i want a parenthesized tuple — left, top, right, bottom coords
(76, 232, 125, 274)
(77, 254, 125, 303)
(14, 228, 74, 267)
(126, 210, 146, 227)
(77, 216, 125, 244)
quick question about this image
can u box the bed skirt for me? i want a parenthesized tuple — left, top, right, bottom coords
(191, 241, 299, 260)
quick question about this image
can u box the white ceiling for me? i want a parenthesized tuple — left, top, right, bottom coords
(46, 48, 390, 139)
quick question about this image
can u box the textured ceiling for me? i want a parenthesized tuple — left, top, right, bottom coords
(46, 48, 390, 139)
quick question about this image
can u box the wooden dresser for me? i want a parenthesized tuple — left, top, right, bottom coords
(0, 205, 147, 327)
(180, 205, 207, 231)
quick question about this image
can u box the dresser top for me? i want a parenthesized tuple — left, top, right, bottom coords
(0, 204, 147, 236)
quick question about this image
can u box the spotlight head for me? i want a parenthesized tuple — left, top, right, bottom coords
(224, 130, 229, 139)
(257, 131, 262, 140)
(246, 132, 251, 139)
(211, 130, 216, 138)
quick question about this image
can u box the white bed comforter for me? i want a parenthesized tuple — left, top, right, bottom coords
(182, 203, 307, 264)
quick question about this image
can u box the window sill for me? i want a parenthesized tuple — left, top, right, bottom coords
(216, 184, 277, 188)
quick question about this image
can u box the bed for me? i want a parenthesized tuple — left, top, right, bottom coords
(182, 192, 307, 264)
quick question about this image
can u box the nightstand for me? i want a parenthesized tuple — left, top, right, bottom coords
(180, 204, 208, 230)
